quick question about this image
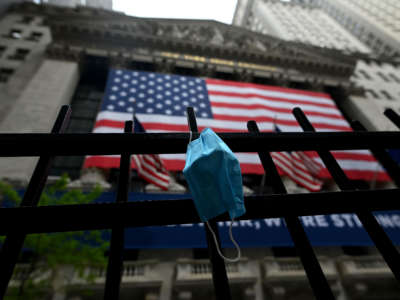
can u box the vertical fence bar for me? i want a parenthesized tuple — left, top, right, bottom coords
(293, 107, 400, 282)
(247, 120, 335, 300)
(104, 121, 133, 300)
(0, 105, 71, 298)
(351, 120, 400, 187)
(186, 107, 232, 300)
(384, 108, 400, 129)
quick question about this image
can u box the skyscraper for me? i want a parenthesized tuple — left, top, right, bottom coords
(48, 0, 113, 10)
(317, 0, 400, 57)
(47, 0, 81, 8)
(234, 0, 370, 54)
(86, 0, 112, 10)
(234, 0, 400, 58)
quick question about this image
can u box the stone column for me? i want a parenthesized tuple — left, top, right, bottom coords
(250, 261, 264, 300)
(158, 262, 175, 300)
(177, 291, 192, 300)
(145, 292, 160, 300)
(0, 59, 79, 184)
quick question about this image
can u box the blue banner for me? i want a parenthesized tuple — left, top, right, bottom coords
(389, 149, 400, 165)
(98, 192, 400, 248)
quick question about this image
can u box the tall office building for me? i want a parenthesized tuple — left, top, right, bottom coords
(317, 0, 400, 57)
(233, 0, 371, 54)
(48, 0, 113, 10)
(234, 0, 400, 58)
(47, 0, 81, 8)
(86, 0, 112, 10)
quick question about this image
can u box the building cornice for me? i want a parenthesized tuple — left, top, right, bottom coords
(12, 2, 360, 89)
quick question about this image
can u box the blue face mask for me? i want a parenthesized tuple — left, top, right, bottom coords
(183, 128, 245, 262)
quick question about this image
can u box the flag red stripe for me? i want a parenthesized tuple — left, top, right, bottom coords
(84, 156, 389, 181)
(210, 100, 343, 118)
(95, 120, 244, 132)
(137, 168, 169, 190)
(209, 91, 337, 109)
(206, 78, 332, 99)
(140, 159, 170, 183)
(92, 123, 382, 162)
(213, 114, 351, 131)
(138, 167, 169, 187)
(271, 153, 322, 190)
(306, 151, 378, 161)
(94, 119, 349, 133)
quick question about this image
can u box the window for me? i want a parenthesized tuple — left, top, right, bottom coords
(381, 90, 393, 101)
(377, 71, 389, 82)
(19, 16, 34, 24)
(26, 31, 43, 42)
(365, 89, 379, 99)
(389, 73, 400, 84)
(0, 68, 14, 83)
(359, 69, 372, 80)
(4, 29, 22, 39)
(352, 72, 359, 79)
(0, 45, 5, 57)
(8, 48, 30, 61)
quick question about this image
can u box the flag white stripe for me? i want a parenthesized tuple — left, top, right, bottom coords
(271, 156, 321, 190)
(140, 157, 170, 181)
(272, 152, 321, 184)
(314, 158, 385, 172)
(133, 155, 142, 169)
(86, 153, 385, 173)
(210, 95, 342, 117)
(95, 113, 347, 132)
(211, 106, 349, 127)
(138, 167, 169, 188)
(89, 124, 385, 173)
(277, 152, 318, 180)
(207, 84, 333, 105)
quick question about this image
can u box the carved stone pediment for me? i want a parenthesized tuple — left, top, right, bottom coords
(13, 2, 356, 77)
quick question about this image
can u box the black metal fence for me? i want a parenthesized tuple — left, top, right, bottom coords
(0, 105, 400, 300)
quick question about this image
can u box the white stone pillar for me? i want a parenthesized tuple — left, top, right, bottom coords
(0, 59, 79, 184)
(250, 261, 264, 300)
(177, 291, 192, 300)
(145, 292, 159, 300)
(158, 262, 174, 300)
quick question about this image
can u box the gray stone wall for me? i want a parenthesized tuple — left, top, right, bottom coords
(344, 59, 400, 131)
(0, 12, 51, 124)
(0, 59, 80, 183)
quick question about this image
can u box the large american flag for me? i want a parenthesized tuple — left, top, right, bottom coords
(84, 69, 389, 182)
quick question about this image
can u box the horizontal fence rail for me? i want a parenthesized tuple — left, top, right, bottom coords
(1, 131, 400, 156)
(0, 189, 399, 235)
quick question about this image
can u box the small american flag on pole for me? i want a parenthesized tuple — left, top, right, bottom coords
(84, 69, 389, 183)
(133, 117, 170, 190)
(271, 123, 323, 192)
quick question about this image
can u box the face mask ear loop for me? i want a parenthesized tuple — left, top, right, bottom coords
(205, 219, 241, 263)
(188, 131, 193, 146)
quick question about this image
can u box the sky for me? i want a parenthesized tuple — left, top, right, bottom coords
(113, 0, 238, 24)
